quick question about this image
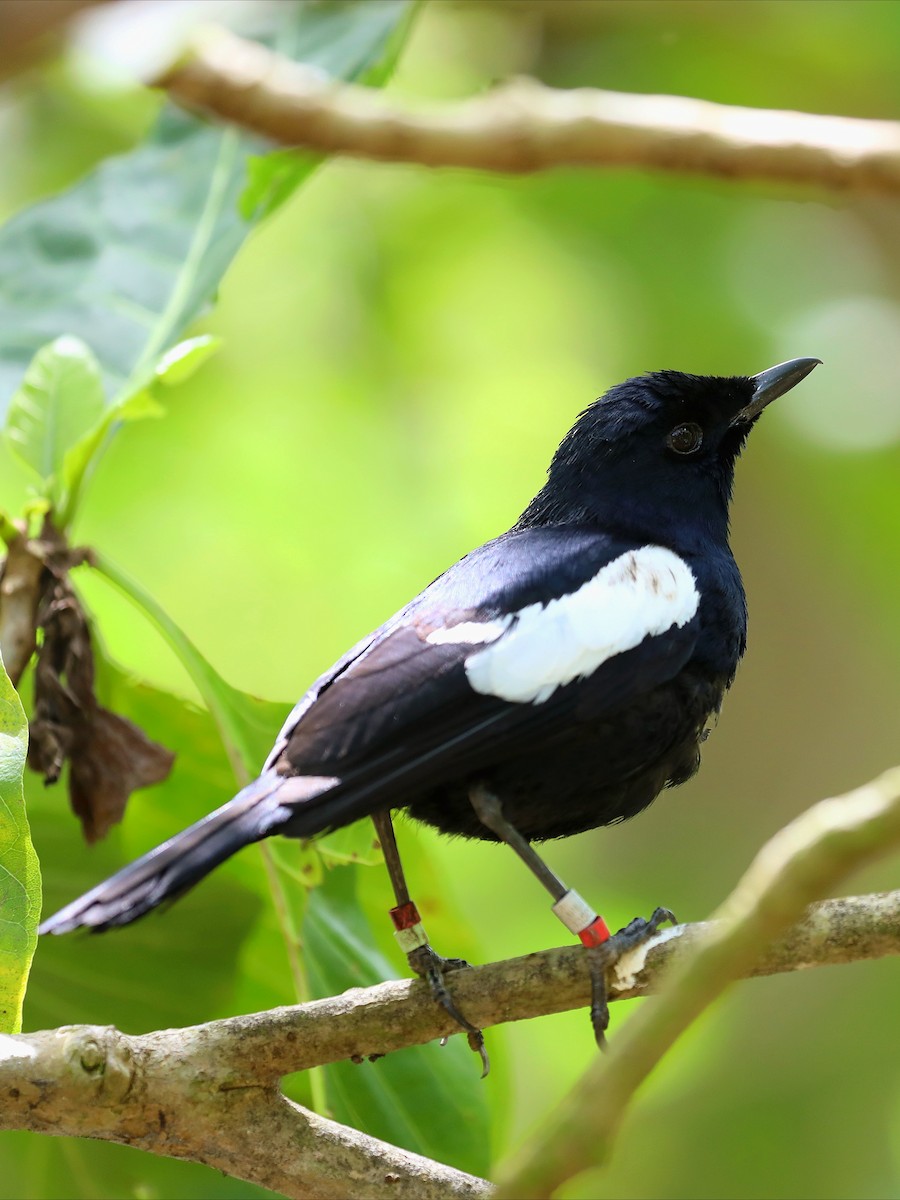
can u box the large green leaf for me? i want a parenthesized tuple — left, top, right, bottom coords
(0, 652, 39, 1034)
(0, 107, 241, 412)
(0, 0, 415, 415)
(303, 866, 492, 1178)
(279, 0, 418, 81)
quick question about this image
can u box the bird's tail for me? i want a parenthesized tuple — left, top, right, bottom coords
(38, 770, 333, 934)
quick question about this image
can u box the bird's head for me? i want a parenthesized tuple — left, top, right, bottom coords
(519, 358, 820, 545)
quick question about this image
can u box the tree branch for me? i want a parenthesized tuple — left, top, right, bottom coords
(158, 26, 900, 193)
(497, 766, 900, 1199)
(0, 1022, 490, 1200)
(3, 885, 900, 1196)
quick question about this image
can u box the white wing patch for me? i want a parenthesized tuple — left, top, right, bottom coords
(464, 546, 699, 705)
(426, 620, 509, 646)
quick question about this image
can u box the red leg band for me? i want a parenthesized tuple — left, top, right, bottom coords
(390, 901, 422, 931)
(578, 916, 611, 947)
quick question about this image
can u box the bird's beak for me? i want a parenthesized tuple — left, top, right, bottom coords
(733, 357, 822, 425)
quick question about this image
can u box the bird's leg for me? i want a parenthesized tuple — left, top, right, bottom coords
(371, 810, 489, 1076)
(469, 784, 675, 1047)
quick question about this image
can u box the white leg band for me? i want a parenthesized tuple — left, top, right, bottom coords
(551, 888, 598, 936)
(394, 922, 429, 954)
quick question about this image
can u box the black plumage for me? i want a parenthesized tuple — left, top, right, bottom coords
(40, 359, 819, 947)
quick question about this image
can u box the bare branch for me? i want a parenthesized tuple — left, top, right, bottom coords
(158, 27, 900, 194)
(497, 767, 900, 1200)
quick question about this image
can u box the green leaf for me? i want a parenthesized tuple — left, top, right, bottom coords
(0, 105, 244, 414)
(240, 149, 318, 224)
(115, 389, 166, 419)
(154, 335, 222, 387)
(0, 1, 416, 416)
(302, 866, 492, 1178)
(0, 652, 40, 1034)
(0, 508, 19, 546)
(281, 0, 418, 81)
(4, 336, 105, 499)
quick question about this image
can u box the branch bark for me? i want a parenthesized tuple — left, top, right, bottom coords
(3, 887, 900, 1197)
(0, 1023, 490, 1200)
(158, 26, 900, 194)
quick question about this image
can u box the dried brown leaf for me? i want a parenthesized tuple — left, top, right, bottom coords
(22, 519, 175, 840)
(69, 707, 175, 843)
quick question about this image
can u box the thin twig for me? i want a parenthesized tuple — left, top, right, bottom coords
(158, 26, 900, 193)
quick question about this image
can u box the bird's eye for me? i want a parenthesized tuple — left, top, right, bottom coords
(666, 423, 704, 455)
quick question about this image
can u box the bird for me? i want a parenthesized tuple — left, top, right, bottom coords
(40, 356, 820, 1071)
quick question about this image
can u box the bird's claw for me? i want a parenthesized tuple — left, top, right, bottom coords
(407, 943, 490, 1077)
(586, 906, 677, 1048)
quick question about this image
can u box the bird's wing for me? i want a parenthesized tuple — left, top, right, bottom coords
(267, 527, 702, 833)
(263, 626, 389, 769)
(37, 529, 702, 934)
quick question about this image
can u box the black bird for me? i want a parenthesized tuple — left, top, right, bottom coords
(40, 357, 820, 1068)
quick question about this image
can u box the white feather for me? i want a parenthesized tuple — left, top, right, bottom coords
(426, 620, 509, 645)
(465, 546, 699, 704)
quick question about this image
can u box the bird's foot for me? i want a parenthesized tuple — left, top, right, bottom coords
(390, 900, 489, 1077)
(586, 906, 677, 1048)
(406, 943, 490, 1077)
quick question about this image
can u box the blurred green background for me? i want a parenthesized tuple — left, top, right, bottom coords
(2, 1, 900, 1197)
